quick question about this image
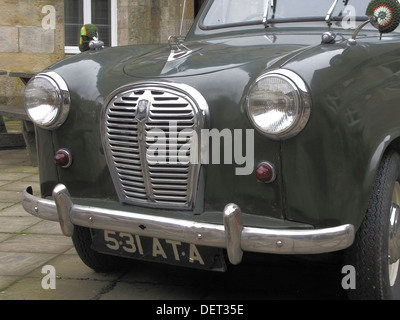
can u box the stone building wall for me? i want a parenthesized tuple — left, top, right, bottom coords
(118, 0, 195, 46)
(0, 0, 196, 107)
(0, 0, 65, 106)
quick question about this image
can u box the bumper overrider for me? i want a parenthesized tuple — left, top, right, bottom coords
(22, 184, 355, 265)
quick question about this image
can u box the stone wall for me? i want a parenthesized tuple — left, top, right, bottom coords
(118, 0, 194, 45)
(0, 0, 65, 106)
(0, 0, 196, 106)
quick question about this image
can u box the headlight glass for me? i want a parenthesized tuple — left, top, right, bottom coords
(247, 69, 311, 140)
(24, 72, 70, 129)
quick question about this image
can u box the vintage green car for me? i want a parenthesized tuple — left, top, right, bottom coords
(22, 0, 400, 299)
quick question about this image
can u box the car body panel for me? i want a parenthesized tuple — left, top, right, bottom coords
(281, 37, 400, 228)
(39, 24, 400, 230)
(37, 33, 313, 223)
(23, 0, 400, 267)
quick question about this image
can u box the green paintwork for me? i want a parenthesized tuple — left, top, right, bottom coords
(33, 0, 400, 232)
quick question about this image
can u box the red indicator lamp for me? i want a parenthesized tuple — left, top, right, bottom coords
(54, 149, 72, 168)
(256, 162, 276, 184)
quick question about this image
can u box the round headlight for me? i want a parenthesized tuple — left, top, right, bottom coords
(24, 72, 70, 129)
(247, 69, 311, 140)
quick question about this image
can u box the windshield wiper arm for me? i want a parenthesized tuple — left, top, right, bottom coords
(263, 0, 276, 27)
(263, 0, 271, 26)
(326, 0, 339, 27)
(271, 0, 277, 19)
(338, 0, 350, 17)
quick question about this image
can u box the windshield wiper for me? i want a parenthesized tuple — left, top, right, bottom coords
(338, 0, 350, 18)
(271, 0, 277, 19)
(263, 0, 276, 27)
(326, 0, 339, 28)
(264, 0, 352, 27)
(263, 0, 271, 26)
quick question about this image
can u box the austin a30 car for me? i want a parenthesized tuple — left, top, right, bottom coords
(22, 0, 400, 299)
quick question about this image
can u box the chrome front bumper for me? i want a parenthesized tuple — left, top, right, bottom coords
(22, 184, 355, 265)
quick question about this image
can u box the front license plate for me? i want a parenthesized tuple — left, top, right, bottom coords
(91, 230, 227, 272)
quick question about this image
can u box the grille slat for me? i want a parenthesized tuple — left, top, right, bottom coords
(117, 168, 144, 177)
(119, 174, 145, 183)
(145, 124, 194, 130)
(153, 194, 188, 202)
(115, 159, 141, 166)
(110, 146, 139, 154)
(113, 154, 140, 161)
(107, 117, 138, 124)
(108, 128, 138, 136)
(110, 140, 139, 147)
(104, 85, 203, 209)
(121, 180, 146, 188)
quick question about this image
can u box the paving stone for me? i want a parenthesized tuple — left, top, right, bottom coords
(0, 216, 41, 233)
(0, 173, 34, 181)
(0, 181, 9, 187)
(2, 181, 40, 193)
(0, 277, 108, 300)
(0, 276, 19, 292)
(25, 220, 63, 235)
(0, 252, 55, 276)
(0, 203, 13, 211)
(0, 190, 23, 204)
(0, 234, 12, 242)
(21, 175, 40, 183)
(0, 204, 31, 217)
(28, 254, 123, 282)
(0, 234, 73, 254)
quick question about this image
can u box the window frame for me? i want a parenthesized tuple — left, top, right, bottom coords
(65, 0, 118, 54)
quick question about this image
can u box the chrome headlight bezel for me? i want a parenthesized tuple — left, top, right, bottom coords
(246, 69, 312, 140)
(24, 72, 70, 130)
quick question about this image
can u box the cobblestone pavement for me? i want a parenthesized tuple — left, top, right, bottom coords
(0, 148, 348, 302)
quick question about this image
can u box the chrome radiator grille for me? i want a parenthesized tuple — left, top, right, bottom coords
(102, 83, 205, 209)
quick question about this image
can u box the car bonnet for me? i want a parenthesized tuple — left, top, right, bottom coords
(123, 33, 321, 78)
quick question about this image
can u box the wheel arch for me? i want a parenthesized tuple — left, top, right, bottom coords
(354, 134, 400, 232)
(387, 136, 400, 156)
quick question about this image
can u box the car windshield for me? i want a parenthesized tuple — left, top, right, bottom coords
(202, 0, 369, 28)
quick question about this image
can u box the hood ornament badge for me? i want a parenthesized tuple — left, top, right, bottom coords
(167, 36, 202, 62)
(167, 0, 201, 62)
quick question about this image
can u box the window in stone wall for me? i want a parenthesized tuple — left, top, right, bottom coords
(64, 0, 117, 54)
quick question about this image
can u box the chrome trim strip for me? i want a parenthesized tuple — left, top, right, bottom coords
(135, 96, 154, 201)
(23, 185, 355, 265)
